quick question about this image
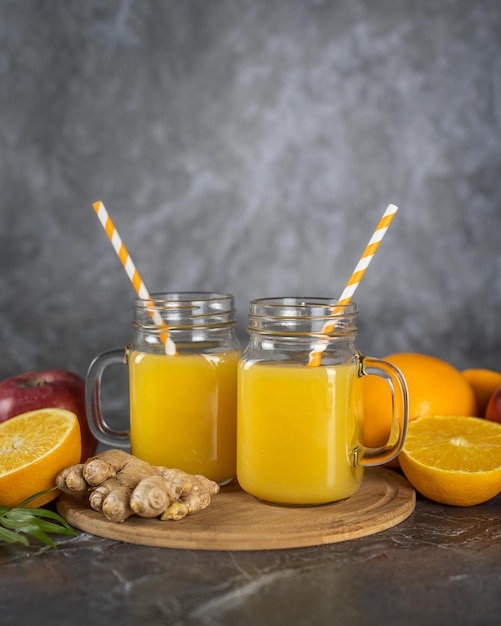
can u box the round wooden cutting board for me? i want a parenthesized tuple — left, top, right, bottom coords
(57, 467, 415, 551)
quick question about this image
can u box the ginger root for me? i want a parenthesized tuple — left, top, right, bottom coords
(56, 449, 220, 523)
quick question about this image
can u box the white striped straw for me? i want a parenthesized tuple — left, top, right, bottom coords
(308, 203, 399, 366)
(92, 201, 177, 356)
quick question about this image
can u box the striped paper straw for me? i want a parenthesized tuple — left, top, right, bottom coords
(308, 203, 399, 366)
(92, 201, 177, 356)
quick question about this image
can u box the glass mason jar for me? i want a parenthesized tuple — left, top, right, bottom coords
(86, 292, 241, 484)
(237, 297, 408, 505)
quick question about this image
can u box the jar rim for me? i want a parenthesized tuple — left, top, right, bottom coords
(135, 291, 234, 305)
(133, 292, 236, 328)
(247, 296, 357, 336)
(249, 296, 357, 316)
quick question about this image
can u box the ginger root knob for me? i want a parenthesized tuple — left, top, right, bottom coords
(56, 449, 220, 523)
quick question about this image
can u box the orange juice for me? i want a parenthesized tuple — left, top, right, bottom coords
(129, 349, 240, 483)
(237, 361, 363, 504)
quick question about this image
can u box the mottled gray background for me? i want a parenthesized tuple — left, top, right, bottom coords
(1, 0, 500, 392)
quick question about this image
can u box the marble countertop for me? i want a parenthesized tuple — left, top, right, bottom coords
(2, 489, 501, 626)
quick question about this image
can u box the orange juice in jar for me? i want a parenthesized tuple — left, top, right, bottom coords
(129, 349, 239, 483)
(237, 297, 408, 505)
(87, 292, 240, 484)
(238, 360, 363, 504)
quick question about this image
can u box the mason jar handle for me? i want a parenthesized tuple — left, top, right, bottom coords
(358, 355, 409, 466)
(85, 347, 130, 449)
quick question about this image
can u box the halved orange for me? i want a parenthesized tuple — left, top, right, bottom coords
(399, 415, 501, 506)
(0, 408, 81, 507)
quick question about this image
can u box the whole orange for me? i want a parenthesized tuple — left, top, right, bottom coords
(362, 353, 478, 448)
(462, 368, 501, 417)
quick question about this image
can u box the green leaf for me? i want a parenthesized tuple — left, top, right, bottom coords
(0, 526, 29, 546)
(16, 506, 75, 531)
(12, 523, 57, 549)
(0, 488, 77, 549)
(35, 518, 76, 536)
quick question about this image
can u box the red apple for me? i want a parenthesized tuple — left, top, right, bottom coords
(0, 370, 98, 462)
(485, 384, 501, 424)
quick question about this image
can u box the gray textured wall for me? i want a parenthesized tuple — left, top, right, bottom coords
(1, 0, 500, 392)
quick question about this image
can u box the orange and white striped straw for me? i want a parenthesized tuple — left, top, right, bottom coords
(308, 203, 399, 366)
(92, 201, 177, 356)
